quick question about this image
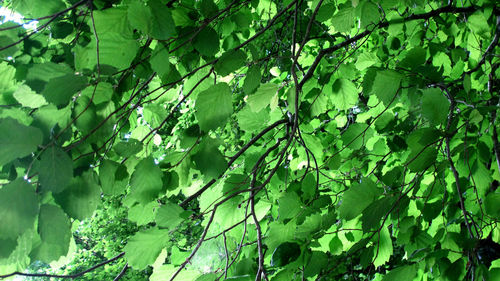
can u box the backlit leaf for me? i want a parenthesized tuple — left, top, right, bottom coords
(124, 227, 170, 270)
(247, 83, 278, 113)
(331, 78, 358, 110)
(195, 83, 233, 132)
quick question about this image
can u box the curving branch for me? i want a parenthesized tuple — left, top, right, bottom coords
(0, 252, 125, 280)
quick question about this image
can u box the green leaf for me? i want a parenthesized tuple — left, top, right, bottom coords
(339, 179, 381, 220)
(362, 196, 396, 231)
(195, 83, 233, 132)
(54, 171, 101, 220)
(128, 157, 163, 205)
(484, 193, 500, 219)
(196, 273, 218, 281)
(148, 0, 176, 39)
(468, 11, 490, 38)
(31, 204, 71, 263)
(247, 83, 278, 113)
(331, 78, 358, 110)
(304, 251, 328, 277)
(114, 138, 143, 158)
(360, 1, 379, 28)
(155, 202, 185, 229)
(265, 222, 296, 251)
(398, 47, 426, 69)
(99, 159, 129, 196)
(0, 118, 43, 166)
(150, 44, 171, 79)
(271, 242, 301, 267)
(80, 82, 114, 105)
(193, 27, 219, 57)
(316, 3, 335, 22)
(421, 88, 449, 126)
(0, 238, 17, 259)
(372, 226, 393, 267)
(341, 123, 369, 150)
(127, 0, 152, 34)
(124, 227, 170, 270)
(406, 128, 440, 172)
(37, 146, 73, 193)
(0, 35, 18, 58)
(72, 96, 97, 134)
(200, 0, 219, 18)
(41, 74, 88, 106)
(13, 85, 47, 108)
(75, 7, 139, 71)
(237, 105, 269, 132)
(192, 137, 228, 179)
(382, 265, 417, 281)
(355, 52, 378, 71)
(0, 179, 39, 240)
(278, 192, 302, 220)
(243, 66, 261, 94)
(11, 0, 65, 18)
(296, 213, 322, 239)
(331, 7, 354, 33)
(222, 174, 249, 194)
(128, 201, 157, 226)
(371, 70, 401, 105)
(214, 49, 247, 76)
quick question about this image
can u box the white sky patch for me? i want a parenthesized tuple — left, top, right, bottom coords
(0, 6, 38, 29)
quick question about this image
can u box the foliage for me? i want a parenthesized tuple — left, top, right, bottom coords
(0, 0, 499, 280)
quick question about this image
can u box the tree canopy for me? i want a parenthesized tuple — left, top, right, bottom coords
(0, 0, 499, 280)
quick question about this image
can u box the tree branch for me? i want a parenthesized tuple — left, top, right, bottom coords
(0, 252, 125, 279)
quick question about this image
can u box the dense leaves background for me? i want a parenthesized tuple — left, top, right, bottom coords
(0, 0, 499, 280)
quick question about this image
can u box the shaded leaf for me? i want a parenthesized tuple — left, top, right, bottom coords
(54, 171, 101, 220)
(41, 74, 87, 106)
(99, 159, 129, 196)
(193, 27, 219, 57)
(214, 49, 247, 76)
(31, 204, 71, 263)
(421, 88, 449, 126)
(371, 70, 401, 105)
(37, 146, 73, 193)
(0, 179, 39, 240)
(0, 118, 43, 166)
(271, 242, 301, 267)
(339, 179, 381, 220)
(128, 157, 163, 205)
(192, 137, 227, 179)
(382, 265, 417, 281)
